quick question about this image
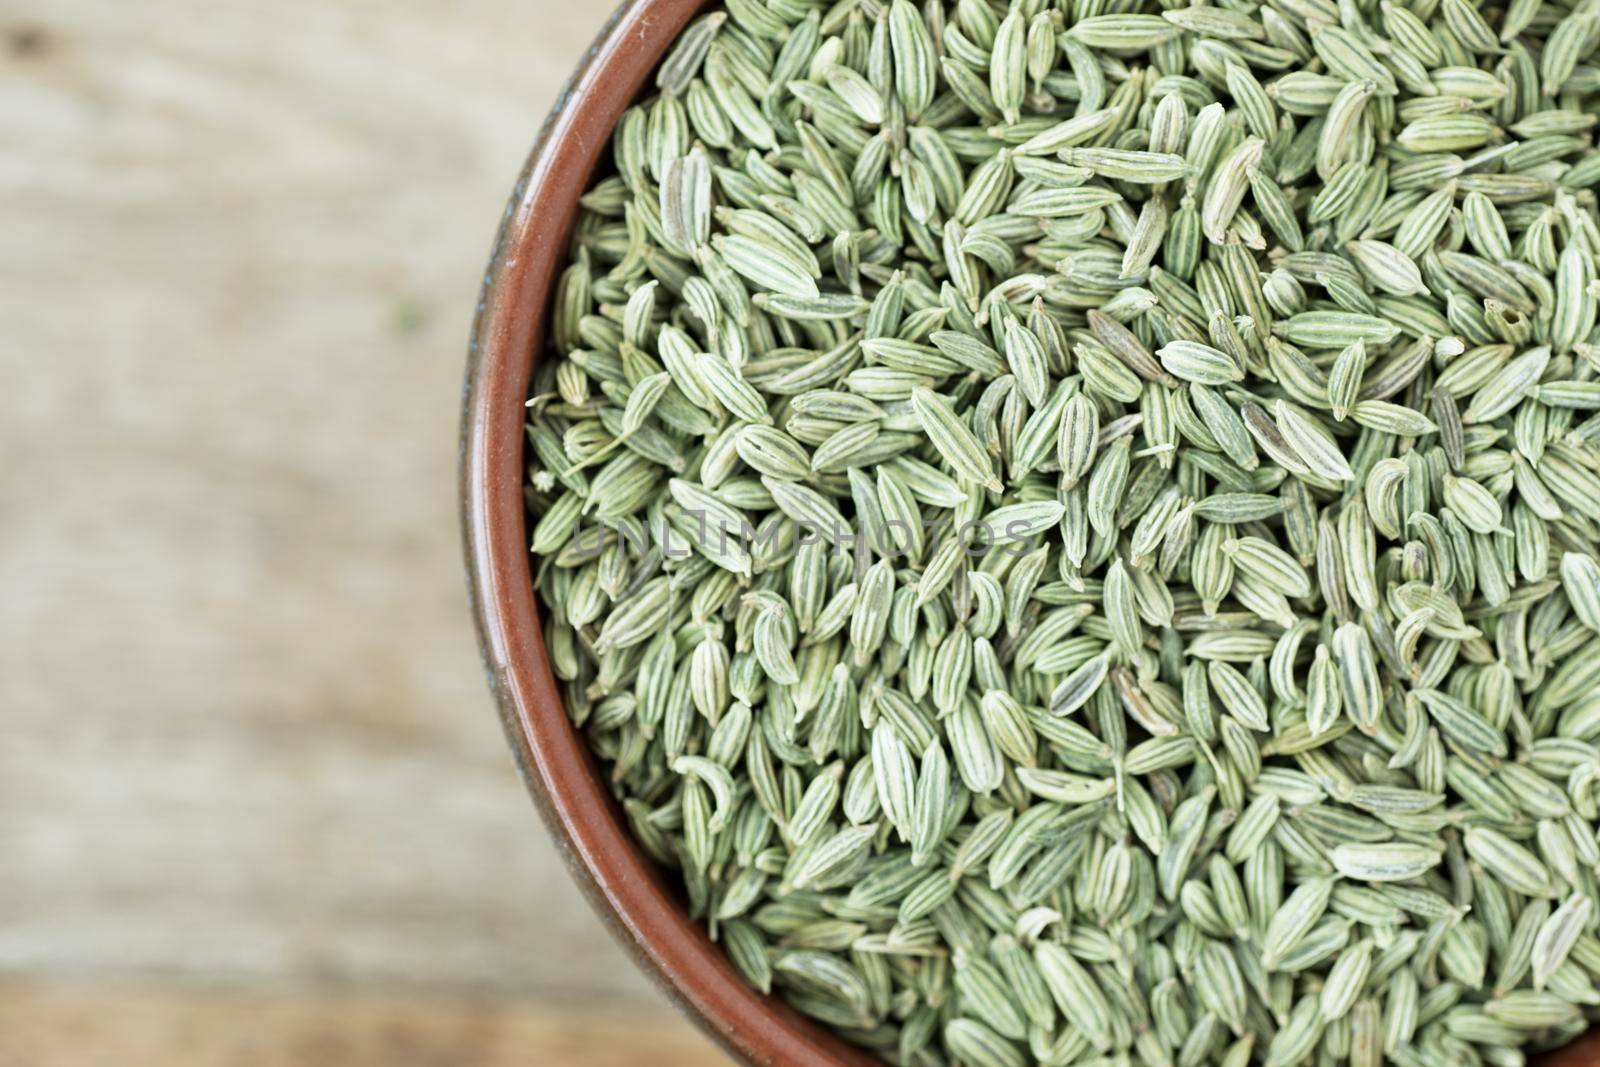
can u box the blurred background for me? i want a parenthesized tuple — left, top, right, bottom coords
(1, 2, 724, 1063)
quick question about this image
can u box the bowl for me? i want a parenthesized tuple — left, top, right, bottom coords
(460, 3, 1600, 1065)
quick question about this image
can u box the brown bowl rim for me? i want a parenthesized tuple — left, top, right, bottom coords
(459, 2, 883, 1065)
(459, 4, 1600, 1067)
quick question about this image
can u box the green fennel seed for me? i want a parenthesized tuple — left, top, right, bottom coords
(525, 0, 1600, 1064)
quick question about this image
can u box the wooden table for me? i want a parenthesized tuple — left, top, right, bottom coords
(0, 2, 725, 1062)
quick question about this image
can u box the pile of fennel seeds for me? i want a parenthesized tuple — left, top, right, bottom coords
(523, 0, 1600, 1064)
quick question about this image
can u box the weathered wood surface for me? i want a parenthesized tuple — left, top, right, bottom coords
(0, 0, 723, 1060)
(0, 982, 719, 1067)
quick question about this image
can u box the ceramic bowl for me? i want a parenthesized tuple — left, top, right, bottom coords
(460, 3, 1600, 1065)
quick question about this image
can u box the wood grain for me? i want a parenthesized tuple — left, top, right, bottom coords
(0, 0, 720, 1056)
(0, 982, 719, 1067)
